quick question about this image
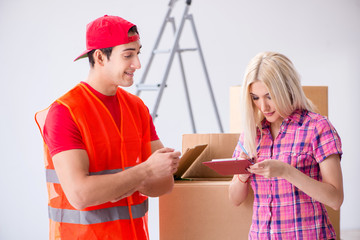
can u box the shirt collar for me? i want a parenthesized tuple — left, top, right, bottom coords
(285, 109, 306, 126)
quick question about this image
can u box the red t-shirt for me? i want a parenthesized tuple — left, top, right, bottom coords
(43, 82, 159, 157)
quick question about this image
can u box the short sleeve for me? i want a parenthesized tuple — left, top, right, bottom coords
(312, 117, 342, 163)
(149, 114, 159, 141)
(43, 102, 86, 157)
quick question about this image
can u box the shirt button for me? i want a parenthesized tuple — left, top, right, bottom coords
(268, 194, 271, 198)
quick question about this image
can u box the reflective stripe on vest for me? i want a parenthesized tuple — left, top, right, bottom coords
(45, 168, 131, 184)
(48, 199, 148, 224)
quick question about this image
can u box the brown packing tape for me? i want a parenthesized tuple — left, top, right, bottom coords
(180, 133, 240, 179)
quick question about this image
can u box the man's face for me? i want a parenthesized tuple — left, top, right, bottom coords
(103, 38, 142, 88)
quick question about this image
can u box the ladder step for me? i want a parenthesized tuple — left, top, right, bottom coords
(153, 48, 198, 54)
(178, 48, 197, 52)
(136, 83, 166, 91)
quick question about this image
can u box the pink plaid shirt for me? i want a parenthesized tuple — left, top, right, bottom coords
(233, 110, 342, 240)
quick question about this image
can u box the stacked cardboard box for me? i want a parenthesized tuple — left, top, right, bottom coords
(159, 86, 340, 240)
(160, 133, 252, 240)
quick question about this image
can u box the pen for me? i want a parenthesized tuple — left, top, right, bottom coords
(238, 141, 250, 158)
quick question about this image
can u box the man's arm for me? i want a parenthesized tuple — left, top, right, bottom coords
(53, 145, 180, 209)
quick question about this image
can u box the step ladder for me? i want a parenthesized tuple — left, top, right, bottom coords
(136, 0, 223, 133)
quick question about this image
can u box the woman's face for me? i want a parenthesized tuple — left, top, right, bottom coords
(249, 81, 283, 126)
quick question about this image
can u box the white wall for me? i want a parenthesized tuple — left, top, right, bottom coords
(1, 0, 359, 239)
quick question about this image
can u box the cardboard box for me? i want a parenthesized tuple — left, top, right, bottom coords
(175, 133, 240, 180)
(159, 86, 339, 240)
(160, 133, 251, 240)
(160, 133, 252, 240)
(159, 181, 253, 240)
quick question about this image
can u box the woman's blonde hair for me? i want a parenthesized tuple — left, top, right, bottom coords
(240, 52, 315, 157)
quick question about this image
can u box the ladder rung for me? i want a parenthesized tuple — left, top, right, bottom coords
(137, 84, 166, 91)
(153, 48, 198, 54)
(178, 48, 197, 52)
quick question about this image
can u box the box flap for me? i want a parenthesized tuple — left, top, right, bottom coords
(174, 144, 208, 179)
(181, 134, 240, 179)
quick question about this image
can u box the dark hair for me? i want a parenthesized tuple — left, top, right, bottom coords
(87, 26, 139, 67)
(87, 47, 112, 67)
(129, 25, 139, 35)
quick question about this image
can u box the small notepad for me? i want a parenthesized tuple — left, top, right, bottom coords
(202, 158, 253, 175)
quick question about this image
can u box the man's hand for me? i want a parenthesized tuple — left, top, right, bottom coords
(145, 147, 181, 178)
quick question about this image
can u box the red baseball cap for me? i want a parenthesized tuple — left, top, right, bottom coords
(74, 15, 140, 61)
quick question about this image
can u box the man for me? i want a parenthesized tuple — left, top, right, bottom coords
(35, 15, 181, 240)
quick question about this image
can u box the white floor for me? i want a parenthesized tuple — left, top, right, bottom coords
(341, 229, 360, 240)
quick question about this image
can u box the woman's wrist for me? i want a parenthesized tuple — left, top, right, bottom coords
(237, 174, 250, 183)
(281, 162, 292, 180)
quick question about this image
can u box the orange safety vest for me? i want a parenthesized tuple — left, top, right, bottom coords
(35, 83, 152, 240)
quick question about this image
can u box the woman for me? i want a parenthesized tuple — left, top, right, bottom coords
(229, 52, 343, 240)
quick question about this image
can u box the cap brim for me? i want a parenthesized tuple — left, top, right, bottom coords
(74, 49, 92, 62)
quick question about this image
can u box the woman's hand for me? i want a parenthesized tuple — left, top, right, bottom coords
(248, 159, 289, 178)
(248, 155, 343, 210)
